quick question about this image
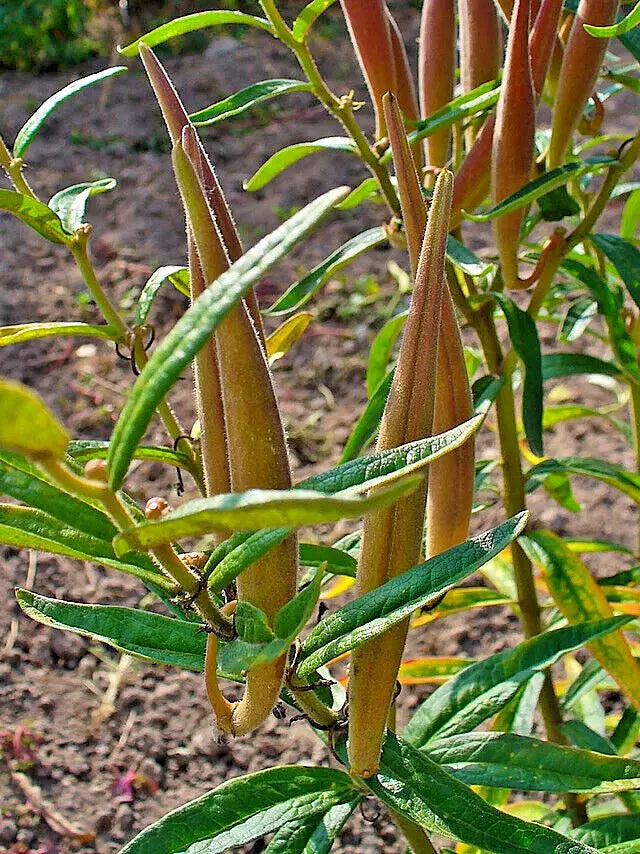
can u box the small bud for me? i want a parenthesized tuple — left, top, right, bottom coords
(83, 459, 107, 482)
(145, 497, 171, 520)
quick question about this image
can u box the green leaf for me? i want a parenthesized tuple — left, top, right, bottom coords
(427, 731, 640, 793)
(560, 719, 616, 755)
(13, 67, 127, 158)
(463, 160, 615, 222)
(340, 369, 394, 462)
(297, 514, 528, 678)
(244, 138, 358, 191)
(561, 659, 604, 712)
(446, 236, 494, 277)
(404, 616, 628, 748)
(107, 186, 349, 490)
(525, 457, 640, 503)
(48, 178, 116, 234)
(205, 417, 484, 592)
(583, 0, 640, 35)
(543, 404, 631, 442)
(558, 297, 597, 342)
(493, 672, 545, 736)
(119, 766, 356, 854)
(114, 476, 422, 555)
(135, 265, 189, 325)
(0, 505, 166, 588)
(361, 733, 598, 853)
(299, 542, 357, 576)
(67, 440, 191, 471)
(0, 322, 118, 348)
(15, 591, 205, 669)
(0, 189, 70, 245)
(0, 379, 69, 459)
(398, 656, 475, 685)
(218, 568, 324, 674)
(590, 233, 640, 309)
(266, 227, 386, 315)
(191, 79, 312, 126)
(118, 11, 273, 56)
(265, 800, 357, 854)
(571, 815, 640, 853)
(521, 530, 640, 710)
(621, 189, 640, 240)
(541, 352, 621, 380)
(366, 312, 407, 398)
(494, 294, 543, 456)
(334, 178, 381, 210)
(398, 81, 501, 155)
(292, 0, 337, 41)
(537, 185, 580, 221)
(0, 450, 116, 540)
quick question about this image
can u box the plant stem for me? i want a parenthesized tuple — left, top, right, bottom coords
(387, 808, 438, 854)
(287, 675, 339, 727)
(259, 0, 401, 215)
(71, 227, 128, 341)
(0, 134, 39, 199)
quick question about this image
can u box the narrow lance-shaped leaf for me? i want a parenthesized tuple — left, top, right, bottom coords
(13, 67, 127, 158)
(0, 189, 70, 245)
(521, 530, 640, 711)
(525, 456, 640, 504)
(190, 79, 313, 126)
(590, 233, 640, 310)
(352, 733, 599, 853)
(266, 227, 386, 315)
(106, 185, 348, 491)
(135, 266, 189, 326)
(348, 170, 453, 777)
(298, 513, 528, 679)
(48, 178, 116, 234)
(118, 11, 273, 56)
(427, 731, 640, 793)
(339, 369, 394, 462)
(404, 615, 630, 747)
(114, 477, 422, 556)
(366, 312, 407, 398)
(494, 294, 544, 456)
(571, 815, 640, 853)
(292, 0, 338, 41)
(119, 767, 357, 854)
(244, 138, 357, 191)
(266, 313, 313, 364)
(0, 323, 118, 348)
(0, 379, 69, 460)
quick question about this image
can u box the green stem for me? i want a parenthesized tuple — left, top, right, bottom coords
(630, 381, 640, 554)
(71, 227, 128, 341)
(387, 808, 437, 854)
(288, 675, 339, 728)
(0, 134, 39, 199)
(259, 0, 400, 215)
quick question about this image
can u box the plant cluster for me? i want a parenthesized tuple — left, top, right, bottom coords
(1, 0, 640, 850)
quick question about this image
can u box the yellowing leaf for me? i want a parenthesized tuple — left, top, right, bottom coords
(266, 312, 313, 365)
(0, 379, 69, 460)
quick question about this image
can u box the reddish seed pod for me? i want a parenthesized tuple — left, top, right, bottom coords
(419, 0, 456, 171)
(547, 0, 619, 168)
(491, 0, 536, 287)
(459, 0, 502, 96)
(386, 8, 423, 167)
(339, 0, 396, 139)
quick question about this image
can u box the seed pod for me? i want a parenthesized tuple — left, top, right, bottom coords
(139, 43, 264, 345)
(339, 0, 396, 139)
(450, 113, 496, 228)
(491, 0, 536, 288)
(384, 92, 474, 588)
(530, 0, 565, 97)
(347, 168, 453, 778)
(418, 0, 456, 171)
(385, 8, 423, 168)
(173, 129, 298, 736)
(459, 0, 502, 148)
(547, 0, 619, 168)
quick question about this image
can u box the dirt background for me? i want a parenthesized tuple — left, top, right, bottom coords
(0, 2, 638, 852)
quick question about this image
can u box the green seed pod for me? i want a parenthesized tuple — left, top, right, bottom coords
(339, 0, 396, 139)
(173, 129, 298, 736)
(418, 0, 456, 171)
(547, 0, 619, 168)
(347, 167, 453, 778)
(491, 0, 536, 287)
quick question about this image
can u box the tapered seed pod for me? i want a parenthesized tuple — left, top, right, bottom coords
(139, 43, 264, 346)
(530, 0, 565, 98)
(385, 8, 423, 168)
(173, 129, 298, 736)
(459, 0, 502, 123)
(339, 0, 396, 139)
(491, 0, 536, 287)
(384, 93, 474, 570)
(347, 167, 453, 778)
(547, 0, 619, 168)
(418, 0, 456, 171)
